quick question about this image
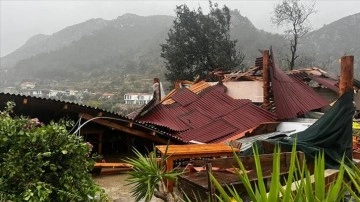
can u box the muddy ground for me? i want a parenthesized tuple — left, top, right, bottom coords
(93, 173, 165, 202)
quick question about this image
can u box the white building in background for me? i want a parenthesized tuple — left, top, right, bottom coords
(124, 93, 153, 105)
(20, 82, 36, 89)
(48, 90, 66, 98)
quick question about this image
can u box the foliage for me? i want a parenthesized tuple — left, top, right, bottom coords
(343, 160, 360, 199)
(211, 143, 358, 201)
(125, 146, 182, 202)
(272, 0, 316, 70)
(0, 102, 106, 202)
(161, 1, 244, 84)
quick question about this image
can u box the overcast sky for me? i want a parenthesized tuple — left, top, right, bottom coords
(1, 0, 360, 57)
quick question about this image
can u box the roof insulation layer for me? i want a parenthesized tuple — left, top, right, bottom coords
(208, 81, 264, 103)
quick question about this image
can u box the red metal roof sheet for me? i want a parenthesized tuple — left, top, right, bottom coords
(138, 102, 190, 131)
(178, 110, 213, 129)
(184, 89, 239, 119)
(178, 119, 238, 143)
(136, 83, 277, 143)
(222, 102, 277, 131)
(288, 71, 339, 93)
(171, 88, 199, 106)
(311, 76, 339, 93)
(270, 65, 329, 120)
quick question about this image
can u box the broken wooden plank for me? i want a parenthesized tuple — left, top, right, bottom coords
(281, 169, 339, 194)
(94, 162, 133, 168)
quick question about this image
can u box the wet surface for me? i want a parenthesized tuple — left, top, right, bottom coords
(94, 173, 164, 202)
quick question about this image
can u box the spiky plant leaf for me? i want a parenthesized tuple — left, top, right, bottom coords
(124, 146, 181, 202)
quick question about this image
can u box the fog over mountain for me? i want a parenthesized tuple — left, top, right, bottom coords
(301, 12, 360, 73)
(1, 11, 359, 88)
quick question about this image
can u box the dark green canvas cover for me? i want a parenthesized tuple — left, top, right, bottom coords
(249, 91, 354, 169)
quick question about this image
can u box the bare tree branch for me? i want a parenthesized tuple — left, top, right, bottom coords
(272, 0, 316, 70)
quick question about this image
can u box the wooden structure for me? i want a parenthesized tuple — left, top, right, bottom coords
(178, 152, 304, 201)
(339, 56, 354, 96)
(155, 144, 239, 192)
(93, 162, 133, 175)
(262, 50, 270, 109)
(284, 169, 339, 194)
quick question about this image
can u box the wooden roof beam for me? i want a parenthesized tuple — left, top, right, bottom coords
(79, 113, 170, 144)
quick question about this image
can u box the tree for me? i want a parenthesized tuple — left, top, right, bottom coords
(161, 2, 244, 84)
(272, 0, 316, 70)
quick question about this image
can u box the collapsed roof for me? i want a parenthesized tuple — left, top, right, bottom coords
(0, 92, 179, 144)
(129, 49, 337, 143)
(134, 83, 277, 143)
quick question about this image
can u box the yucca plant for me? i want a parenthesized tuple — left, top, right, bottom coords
(211, 143, 354, 201)
(124, 146, 182, 202)
(343, 160, 360, 201)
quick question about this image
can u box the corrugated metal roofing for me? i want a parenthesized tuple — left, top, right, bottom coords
(171, 88, 199, 106)
(178, 119, 238, 143)
(178, 110, 213, 129)
(311, 76, 339, 92)
(270, 64, 329, 120)
(139, 102, 190, 131)
(136, 83, 277, 143)
(288, 71, 339, 93)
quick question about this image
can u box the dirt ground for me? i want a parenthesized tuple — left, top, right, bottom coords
(93, 173, 164, 202)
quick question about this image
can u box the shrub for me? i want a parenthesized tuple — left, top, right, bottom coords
(0, 102, 106, 201)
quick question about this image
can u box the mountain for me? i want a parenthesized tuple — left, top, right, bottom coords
(3, 11, 281, 86)
(301, 13, 360, 74)
(2, 14, 174, 85)
(229, 9, 286, 64)
(1, 11, 359, 89)
(1, 18, 109, 69)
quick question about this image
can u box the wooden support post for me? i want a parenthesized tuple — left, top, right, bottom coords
(263, 50, 270, 109)
(206, 162, 216, 202)
(98, 132, 103, 154)
(125, 135, 131, 154)
(339, 56, 354, 96)
(166, 158, 174, 193)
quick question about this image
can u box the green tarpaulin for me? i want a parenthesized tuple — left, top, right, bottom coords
(248, 91, 354, 169)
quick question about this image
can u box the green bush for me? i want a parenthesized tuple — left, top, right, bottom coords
(0, 102, 106, 201)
